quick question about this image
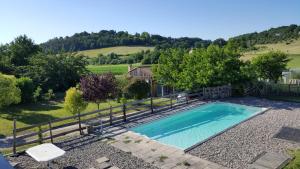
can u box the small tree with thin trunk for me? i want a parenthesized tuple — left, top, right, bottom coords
(64, 87, 87, 115)
(80, 73, 117, 109)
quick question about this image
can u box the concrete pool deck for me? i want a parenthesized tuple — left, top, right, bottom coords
(110, 131, 228, 169)
(104, 97, 300, 168)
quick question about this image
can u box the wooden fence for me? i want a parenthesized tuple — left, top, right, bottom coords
(11, 85, 231, 155)
(248, 82, 300, 97)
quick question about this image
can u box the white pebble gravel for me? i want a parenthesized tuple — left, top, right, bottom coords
(188, 97, 300, 169)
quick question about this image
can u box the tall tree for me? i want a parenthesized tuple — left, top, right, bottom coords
(9, 35, 40, 66)
(252, 51, 289, 83)
(180, 45, 242, 90)
(153, 48, 186, 88)
(23, 53, 88, 91)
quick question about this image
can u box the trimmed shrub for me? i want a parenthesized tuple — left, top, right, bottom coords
(16, 77, 35, 103)
(124, 78, 150, 99)
(0, 73, 21, 108)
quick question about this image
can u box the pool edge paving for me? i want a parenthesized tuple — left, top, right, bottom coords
(110, 131, 228, 169)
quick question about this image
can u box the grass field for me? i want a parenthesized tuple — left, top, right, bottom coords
(0, 100, 125, 138)
(0, 96, 169, 138)
(78, 46, 154, 57)
(87, 63, 140, 75)
(242, 39, 300, 68)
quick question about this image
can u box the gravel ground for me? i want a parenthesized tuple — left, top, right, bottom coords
(8, 135, 158, 169)
(7, 97, 300, 169)
(188, 97, 300, 169)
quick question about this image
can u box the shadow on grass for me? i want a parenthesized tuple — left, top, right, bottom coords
(0, 101, 62, 125)
(0, 134, 5, 139)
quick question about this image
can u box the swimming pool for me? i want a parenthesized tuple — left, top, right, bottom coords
(131, 102, 267, 150)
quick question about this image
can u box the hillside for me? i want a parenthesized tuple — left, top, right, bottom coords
(41, 30, 211, 53)
(230, 24, 300, 50)
(242, 38, 300, 68)
(78, 46, 154, 57)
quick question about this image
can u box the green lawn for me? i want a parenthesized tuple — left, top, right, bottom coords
(288, 54, 300, 68)
(285, 149, 300, 169)
(78, 46, 154, 57)
(0, 100, 124, 137)
(87, 63, 140, 75)
(0, 96, 170, 138)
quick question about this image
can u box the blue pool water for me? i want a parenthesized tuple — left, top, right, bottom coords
(131, 102, 265, 150)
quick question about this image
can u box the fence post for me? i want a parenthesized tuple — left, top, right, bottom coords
(186, 95, 188, 104)
(48, 121, 53, 143)
(13, 119, 17, 155)
(170, 96, 173, 108)
(150, 97, 154, 113)
(38, 125, 43, 144)
(109, 106, 113, 125)
(123, 104, 127, 122)
(78, 113, 83, 135)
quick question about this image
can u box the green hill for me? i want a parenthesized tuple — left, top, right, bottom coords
(78, 46, 154, 57)
(242, 39, 300, 68)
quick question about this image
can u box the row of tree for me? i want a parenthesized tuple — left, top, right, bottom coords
(88, 50, 161, 65)
(41, 30, 219, 53)
(0, 35, 90, 108)
(153, 44, 289, 93)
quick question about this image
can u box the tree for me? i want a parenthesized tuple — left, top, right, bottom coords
(124, 78, 150, 99)
(0, 73, 21, 108)
(153, 48, 186, 88)
(16, 77, 35, 103)
(153, 45, 243, 91)
(64, 87, 87, 115)
(9, 35, 40, 66)
(252, 51, 289, 83)
(179, 45, 242, 90)
(80, 73, 117, 109)
(23, 52, 88, 91)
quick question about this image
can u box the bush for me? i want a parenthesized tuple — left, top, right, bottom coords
(124, 78, 150, 99)
(64, 87, 87, 115)
(16, 77, 35, 103)
(0, 73, 21, 108)
(43, 89, 55, 101)
(33, 86, 42, 102)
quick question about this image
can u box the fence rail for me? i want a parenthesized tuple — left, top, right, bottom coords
(11, 85, 231, 155)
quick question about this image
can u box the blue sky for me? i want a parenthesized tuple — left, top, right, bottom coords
(0, 0, 299, 44)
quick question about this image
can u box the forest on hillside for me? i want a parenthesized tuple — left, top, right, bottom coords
(41, 30, 212, 53)
(230, 24, 300, 50)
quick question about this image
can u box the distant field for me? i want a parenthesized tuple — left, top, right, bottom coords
(242, 39, 300, 68)
(78, 46, 154, 57)
(87, 63, 140, 75)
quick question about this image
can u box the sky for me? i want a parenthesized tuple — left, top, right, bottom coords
(0, 0, 300, 44)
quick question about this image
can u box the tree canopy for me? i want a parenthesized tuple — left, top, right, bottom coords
(124, 78, 150, 99)
(41, 30, 212, 53)
(229, 24, 300, 50)
(80, 73, 117, 109)
(0, 73, 21, 108)
(64, 87, 87, 115)
(154, 45, 243, 91)
(252, 51, 289, 83)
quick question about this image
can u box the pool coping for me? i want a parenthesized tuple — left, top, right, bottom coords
(184, 105, 271, 152)
(127, 101, 271, 152)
